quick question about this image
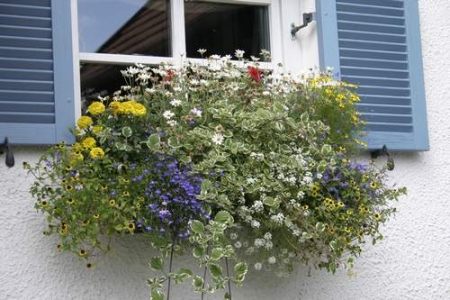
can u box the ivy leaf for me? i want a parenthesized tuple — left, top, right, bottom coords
(121, 126, 132, 138)
(273, 121, 285, 132)
(115, 142, 127, 151)
(190, 220, 205, 234)
(210, 247, 223, 260)
(214, 211, 232, 224)
(168, 136, 182, 148)
(151, 289, 164, 300)
(233, 262, 248, 281)
(330, 240, 338, 251)
(209, 262, 223, 277)
(302, 232, 313, 239)
(150, 257, 164, 271)
(193, 276, 204, 290)
(315, 222, 325, 232)
(178, 268, 193, 277)
(145, 133, 160, 151)
(321, 144, 332, 156)
(193, 246, 204, 258)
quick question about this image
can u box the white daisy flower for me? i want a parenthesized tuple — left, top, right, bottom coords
(212, 133, 224, 145)
(167, 120, 177, 127)
(163, 110, 174, 120)
(235, 49, 245, 58)
(170, 99, 182, 107)
(251, 220, 260, 228)
(190, 108, 202, 118)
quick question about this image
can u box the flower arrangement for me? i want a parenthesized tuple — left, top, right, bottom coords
(25, 52, 405, 299)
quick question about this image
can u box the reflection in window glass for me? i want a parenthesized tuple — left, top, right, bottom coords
(185, 1, 270, 59)
(80, 64, 128, 110)
(78, 0, 171, 56)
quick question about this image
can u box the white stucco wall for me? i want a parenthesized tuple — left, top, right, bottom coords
(1, 0, 450, 299)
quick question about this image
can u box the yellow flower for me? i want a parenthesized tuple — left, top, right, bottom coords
(82, 137, 97, 149)
(92, 125, 103, 135)
(374, 213, 382, 221)
(132, 102, 147, 116)
(79, 249, 87, 257)
(88, 102, 106, 115)
(118, 100, 134, 114)
(89, 147, 105, 159)
(109, 101, 121, 114)
(77, 116, 93, 129)
(109, 199, 116, 207)
(126, 222, 135, 231)
(93, 213, 100, 219)
(72, 143, 83, 152)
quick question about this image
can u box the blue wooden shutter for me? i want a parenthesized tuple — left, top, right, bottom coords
(316, 0, 429, 151)
(0, 0, 75, 145)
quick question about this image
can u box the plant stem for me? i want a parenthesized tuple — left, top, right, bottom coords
(225, 257, 232, 299)
(167, 241, 175, 300)
(201, 242, 211, 300)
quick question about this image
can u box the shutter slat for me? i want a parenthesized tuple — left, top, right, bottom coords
(337, 13, 405, 26)
(0, 25, 52, 39)
(340, 49, 407, 61)
(0, 14, 51, 28)
(358, 104, 411, 115)
(341, 58, 407, 70)
(0, 4, 51, 18)
(0, 57, 52, 70)
(366, 124, 413, 133)
(339, 30, 406, 44)
(361, 113, 412, 124)
(338, 22, 405, 35)
(338, 0, 404, 8)
(342, 76, 410, 88)
(0, 0, 51, 6)
(340, 40, 407, 52)
(0, 46, 52, 59)
(0, 68, 53, 80)
(0, 36, 52, 48)
(0, 79, 53, 92)
(341, 67, 409, 79)
(0, 112, 54, 124)
(0, 90, 54, 102)
(362, 95, 411, 106)
(337, 3, 404, 17)
(358, 86, 410, 97)
(0, 101, 54, 113)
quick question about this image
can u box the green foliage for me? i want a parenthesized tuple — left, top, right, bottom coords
(25, 54, 406, 298)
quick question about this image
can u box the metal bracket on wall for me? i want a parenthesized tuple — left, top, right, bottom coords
(0, 137, 15, 168)
(291, 13, 314, 39)
(370, 145, 395, 171)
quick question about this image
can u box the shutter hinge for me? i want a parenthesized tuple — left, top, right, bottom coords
(291, 13, 315, 39)
(0, 137, 15, 168)
(370, 145, 394, 171)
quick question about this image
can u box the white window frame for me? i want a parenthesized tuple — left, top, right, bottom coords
(72, 0, 283, 69)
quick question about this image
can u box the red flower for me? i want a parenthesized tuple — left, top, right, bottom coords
(163, 69, 174, 82)
(247, 66, 261, 83)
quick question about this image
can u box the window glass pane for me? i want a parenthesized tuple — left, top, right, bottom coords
(78, 0, 171, 57)
(80, 64, 127, 108)
(185, 1, 270, 59)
